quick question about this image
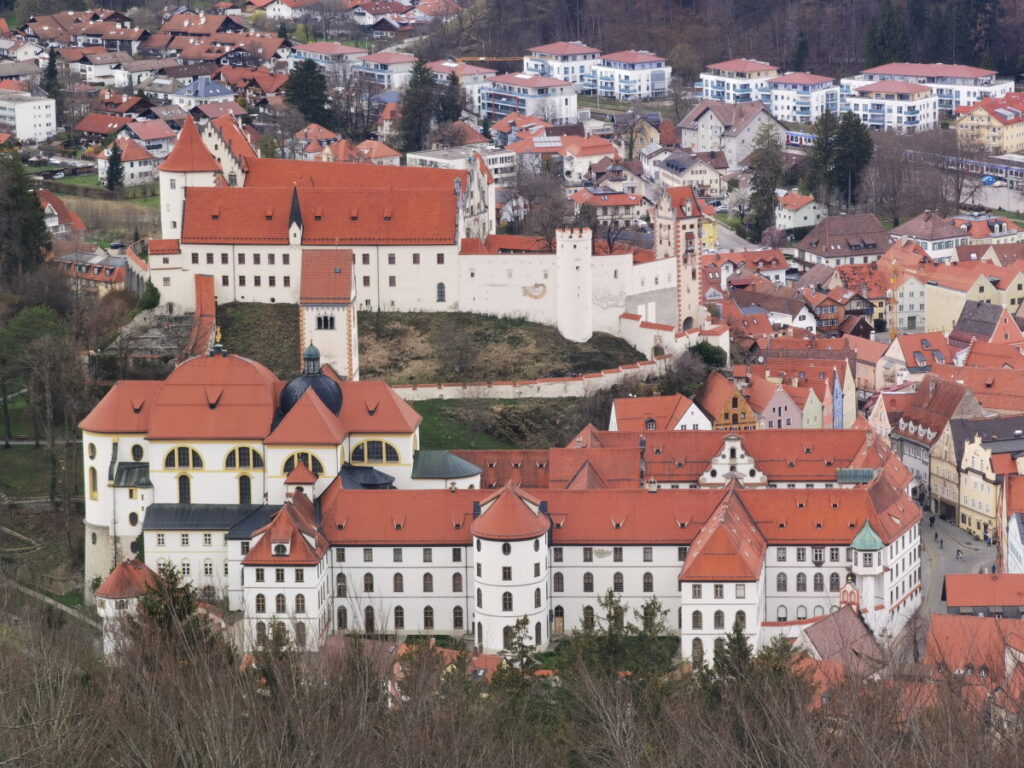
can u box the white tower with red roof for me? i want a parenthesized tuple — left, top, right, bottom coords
(157, 116, 222, 240)
(95, 558, 157, 657)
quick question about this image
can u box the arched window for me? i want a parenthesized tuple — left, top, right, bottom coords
(583, 572, 594, 592)
(165, 447, 203, 469)
(436, 282, 446, 302)
(177, 475, 191, 504)
(692, 610, 702, 630)
(829, 572, 841, 591)
(275, 594, 286, 613)
(394, 606, 404, 630)
(225, 447, 263, 469)
(777, 606, 788, 621)
(131, 444, 143, 462)
(692, 638, 703, 661)
(735, 610, 746, 630)
(255, 593, 266, 613)
(350, 441, 400, 464)
(295, 594, 305, 614)
(88, 467, 97, 500)
(645, 418, 656, 430)
(553, 572, 564, 592)
(128, 513, 138, 527)
(643, 572, 654, 593)
(336, 573, 347, 597)
(364, 606, 375, 633)
(452, 573, 463, 592)
(796, 605, 808, 620)
(613, 572, 624, 592)
(453, 606, 464, 629)
(363, 573, 374, 592)
(583, 606, 595, 631)
(502, 625, 513, 649)
(535, 622, 542, 646)
(393, 573, 404, 592)
(256, 621, 267, 642)
(423, 573, 433, 592)
(777, 573, 787, 592)
(813, 573, 824, 592)
(238, 475, 251, 505)
(423, 606, 434, 630)
(796, 573, 807, 592)
(337, 606, 348, 630)
(813, 605, 824, 616)
(295, 622, 306, 649)
(283, 452, 323, 475)
(476, 588, 482, 608)
(713, 610, 725, 630)
(502, 542, 512, 555)
(502, 591, 513, 611)
(534, 587, 541, 608)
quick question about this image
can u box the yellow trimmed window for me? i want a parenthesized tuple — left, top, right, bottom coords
(350, 440, 399, 464)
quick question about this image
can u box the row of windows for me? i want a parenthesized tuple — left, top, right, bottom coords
(337, 605, 461, 632)
(338, 547, 465, 564)
(359, 252, 446, 266)
(254, 593, 306, 614)
(221, 275, 290, 288)
(776, 572, 843, 592)
(553, 571, 655, 593)
(336, 572, 460, 595)
(473, 588, 542, 611)
(776, 546, 847, 563)
(554, 545, 660, 563)
(191, 252, 291, 266)
(255, 620, 307, 649)
(255, 567, 307, 583)
(690, 610, 746, 631)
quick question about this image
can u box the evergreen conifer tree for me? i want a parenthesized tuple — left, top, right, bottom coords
(285, 59, 331, 127)
(834, 111, 874, 206)
(105, 143, 124, 191)
(745, 123, 784, 242)
(0, 155, 50, 289)
(437, 71, 463, 124)
(398, 58, 438, 153)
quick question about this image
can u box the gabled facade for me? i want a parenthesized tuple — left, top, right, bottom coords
(695, 371, 758, 431)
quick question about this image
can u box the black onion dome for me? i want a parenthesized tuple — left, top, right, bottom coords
(279, 344, 342, 416)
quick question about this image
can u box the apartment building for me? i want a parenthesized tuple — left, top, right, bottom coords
(845, 81, 939, 134)
(762, 72, 839, 124)
(523, 41, 601, 93)
(843, 62, 1013, 115)
(0, 90, 56, 142)
(591, 51, 672, 101)
(701, 58, 779, 103)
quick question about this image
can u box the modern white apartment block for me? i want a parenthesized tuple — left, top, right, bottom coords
(427, 60, 497, 115)
(761, 72, 839, 124)
(701, 58, 779, 103)
(845, 81, 939, 134)
(0, 90, 56, 142)
(406, 144, 517, 184)
(480, 73, 577, 125)
(357, 52, 417, 91)
(290, 42, 367, 78)
(841, 63, 1013, 115)
(523, 41, 602, 93)
(591, 50, 672, 101)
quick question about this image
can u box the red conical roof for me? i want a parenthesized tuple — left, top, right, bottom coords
(285, 460, 318, 484)
(471, 484, 550, 541)
(158, 116, 221, 173)
(95, 558, 157, 599)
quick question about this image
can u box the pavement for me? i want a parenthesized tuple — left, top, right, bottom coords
(717, 224, 757, 252)
(920, 514, 997, 617)
(972, 183, 1024, 214)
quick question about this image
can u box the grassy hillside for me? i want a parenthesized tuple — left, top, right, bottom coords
(359, 312, 645, 385)
(217, 302, 301, 379)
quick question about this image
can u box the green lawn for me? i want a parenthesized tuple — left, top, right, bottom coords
(413, 400, 516, 450)
(4, 393, 34, 439)
(55, 173, 101, 187)
(218, 302, 301, 379)
(0, 446, 53, 499)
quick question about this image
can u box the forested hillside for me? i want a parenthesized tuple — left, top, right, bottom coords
(419, 0, 1024, 79)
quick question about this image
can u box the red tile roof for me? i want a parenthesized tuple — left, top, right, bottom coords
(299, 249, 353, 304)
(862, 62, 996, 79)
(243, 498, 328, 566)
(680, 486, 765, 581)
(242, 157, 466, 192)
(778, 191, 815, 211)
(79, 380, 163, 434)
(267, 388, 347, 445)
(854, 81, 931, 95)
(74, 113, 132, 135)
(601, 50, 665, 64)
(471, 484, 551, 541)
(285, 461, 318, 484)
(528, 41, 601, 56)
(767, 72, 833, 86)
(707, 58, 776, 73)
(158, 116, 221, 173)
(95, 558, 157, 599)
(611, 394, 697, 431)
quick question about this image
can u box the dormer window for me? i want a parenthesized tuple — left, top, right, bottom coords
(273, 543, 289, 556)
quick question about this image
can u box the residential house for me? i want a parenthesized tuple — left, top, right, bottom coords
(890, 375, 982, 508)
(693, 371, 758, 430)
(931, 365, 1024, 415)
(506, 133, 617, 183)
(608, 394, 712, 431)
(700, 59, 779, 103)
(877, 332, 952, 389)
(747, 360, 856, 429)
(73, 112, 132, 140)
(97, 138, 158, 186)
(570, 188, 645, 228)
(955, 340, 1024, 368)
(843, 62, 1013, 115)
(523, 41, 601, 93)
(358, 52, 416, 90)
(741, 373, 802, 429)
(949, 300, 1024, 349)
(845, 81, 939, 134)
(944, 574, 1024, 618)
(172, 76, 235, 110)
(37, 188, 85, 236)
(480, 73, 577, 125)
(702, 249, 788, 293)
(949, 212, 1024, 246)
(761, 72, 839, 124)
(263, 0, 323, 21)
(650, 150, 725, 199)
(797, 214, 889, 266)
(590, 50, 671, 101)
(427, 60, 496, 115)
(677, 100, 786, 168)
(775, 192, 825, 232)
(291, 42, 366, 78)
(800, 285, 873, 336)
(729, 287, 816, 332)
(955, 92, 1024, 153)
(490, 112, 551, 147)
(959, 430, 1017, 539)
(0, 90, 56, 142)
(890, 211, 967, 263)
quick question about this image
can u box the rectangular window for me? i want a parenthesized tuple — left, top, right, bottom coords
(412, 253, 420, 264)
(362, 253, 370, 265)
(678, 546, 687, 561)
(156, 534, 165, 547)
(452, 548, 461, 562)
(253, 254, 260, 265)
(282, 254, 290, 265)
(268, 254, 275, 265)
(423, 548, 432, 563)
(238, 254, 245, 265)
(714, 584, 724, 599)
(203, 533, 212, 547)
(254, 276, 261, 287)
(388, 276, 396, 287)
(206, 253, 213, 264)
(283, 276, 290, 287)
(255, 568, 264, 582)
(812, 547, 824, 562)
(864, 553, 873, 567)
(221, 254, 228, 264)
(238, 276, 245, 286)
(336, 547, 345, 562)
(613, 546, 623, 562)
(295, 569, 304, 582)
(534, 562, 540, 577)
(436, 253, 444, 264)
(553, 547, 563, 562)
(393, 548, 402, 562)
(181, 534, 189, 547)
(735, 584, 745, 599)
(363, 548, 373, 562)
(796, 547, 807, 562)
(387, 254, 395, 265)
(502, 566, 512, 581)
(362, 276, 370, 287)
(269, 276, 276, 287)
(241, 542, 250, 555)
(191, 253, 199, 264)
(643, 546, 653, 562)
(692, 584, 702, 599)
(583, 547, 593, 562)
(275, 568, 284, 583)
(829, 547, 840, 562)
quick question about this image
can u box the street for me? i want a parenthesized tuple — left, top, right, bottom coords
(920, 515, 996, 617)
(717, 223, 758, 252)
(971, 182, 1024, 214)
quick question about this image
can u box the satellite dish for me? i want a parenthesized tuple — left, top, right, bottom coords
(757, 356, 764, 363)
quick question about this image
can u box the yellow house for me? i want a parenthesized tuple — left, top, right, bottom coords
(930, 422, 961, 522)
(955, 94, 1024, 153)
(959, 434, 1003, 538)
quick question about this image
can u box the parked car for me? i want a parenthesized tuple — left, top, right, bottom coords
(982, 175, 997, 186)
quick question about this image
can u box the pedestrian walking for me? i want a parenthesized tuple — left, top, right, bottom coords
(930, 516, 935, 527)
(939, 538, 944, 549)
(956, 549, 963, 560)
(934, 532, 938, 542)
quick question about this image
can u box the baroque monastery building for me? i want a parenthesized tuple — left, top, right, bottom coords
(87, 349, 923, 657)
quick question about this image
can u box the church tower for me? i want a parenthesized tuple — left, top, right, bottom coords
(157, 116, 222, 239)
(298, 248, 359, 380)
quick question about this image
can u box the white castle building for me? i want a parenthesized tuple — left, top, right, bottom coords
(87, 349, 923, 657)
(148, 116, 714, 354)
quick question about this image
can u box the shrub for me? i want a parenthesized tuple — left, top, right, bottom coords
(138, 281, 159, 311)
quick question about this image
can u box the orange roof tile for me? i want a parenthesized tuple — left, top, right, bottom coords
(611, 394, 696, 431)
(158, 116, 221, 173)
(96, 558, 157, 599)
(680, 487, 765, 581)
(285, 461, 318, 484)
(79, 380, 163, 434)
(299, 249, 353, 304)
(471, 484, 551, 541)
(267, 388, 347, 445)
